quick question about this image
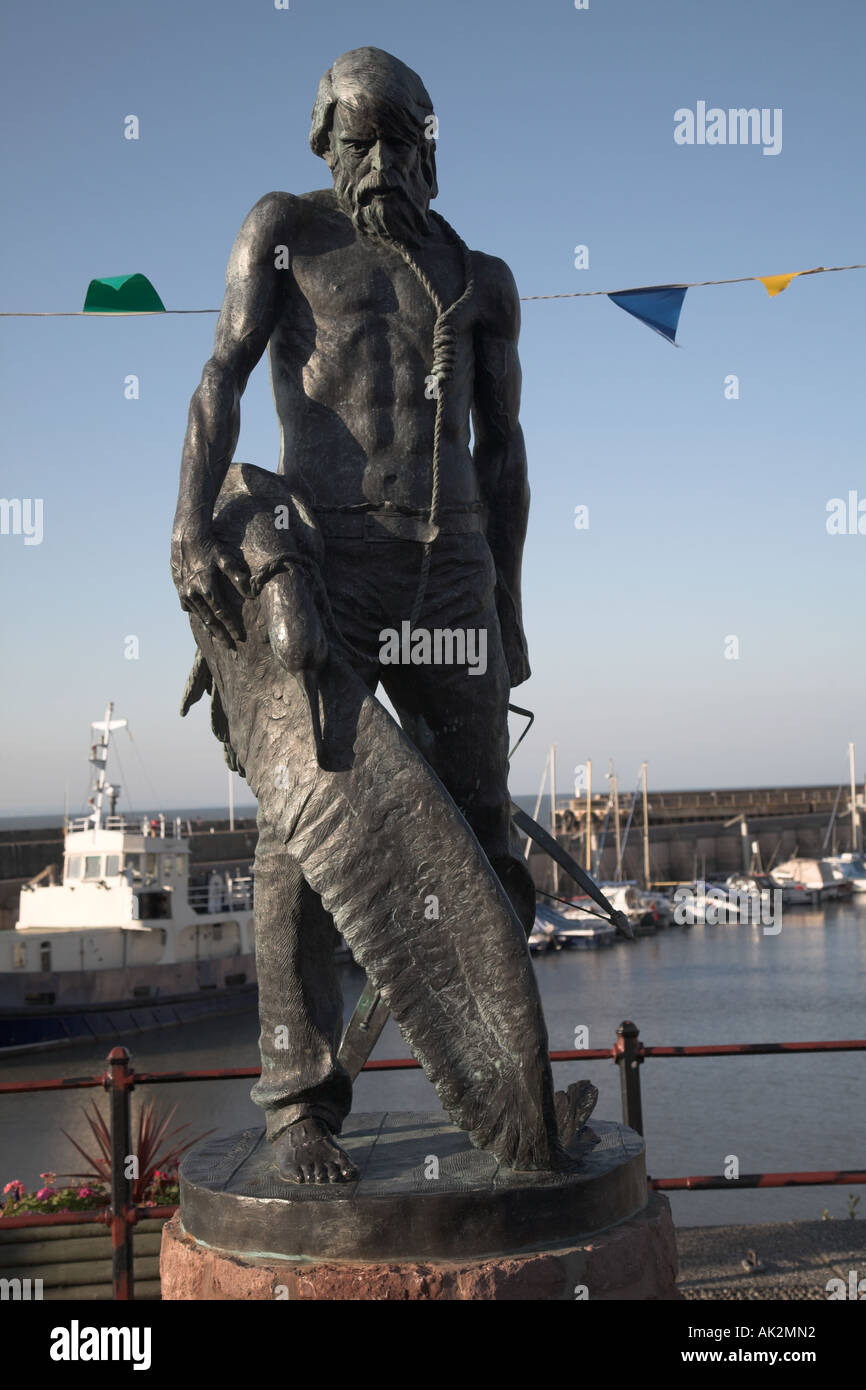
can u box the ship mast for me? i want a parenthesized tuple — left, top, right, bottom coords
(88, 702, 127, 830)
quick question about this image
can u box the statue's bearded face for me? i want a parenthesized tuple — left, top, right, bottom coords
(328, 102, 432, 246)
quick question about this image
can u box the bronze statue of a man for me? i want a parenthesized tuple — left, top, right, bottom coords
(171, 47, 586, 1184)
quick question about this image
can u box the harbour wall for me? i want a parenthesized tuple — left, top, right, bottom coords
(528, 811, 859, 894)
(1, 783, 861, 923)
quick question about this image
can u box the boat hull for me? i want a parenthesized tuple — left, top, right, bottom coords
(0, 953, 258, 1054)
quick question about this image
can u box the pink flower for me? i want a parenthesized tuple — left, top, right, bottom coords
(3, 1180, 25, 1197)
(35, 1187, 56, 1200)
(39, 1171, 56, 1183)
(77, 1187, 94, 1198)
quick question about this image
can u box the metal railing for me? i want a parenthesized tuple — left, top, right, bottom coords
(1, 1022, 864, 1299)
(66, 815, 184, 838)
(187, 878, 254, 913)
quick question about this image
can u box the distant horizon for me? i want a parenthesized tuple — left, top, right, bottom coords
(2, 769, 862, 827)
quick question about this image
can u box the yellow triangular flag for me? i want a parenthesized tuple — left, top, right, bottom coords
(759, 271, 801, 298)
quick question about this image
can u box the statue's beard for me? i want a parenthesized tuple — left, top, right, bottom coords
(333, 161, 431, 247)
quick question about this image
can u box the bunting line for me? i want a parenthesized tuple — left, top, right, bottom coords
(0, 308, 217, 317)
(518, 263, 866, 301)
(0, 262, 863, 316)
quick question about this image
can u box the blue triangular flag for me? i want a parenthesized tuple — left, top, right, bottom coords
(607, 285, 687, 344)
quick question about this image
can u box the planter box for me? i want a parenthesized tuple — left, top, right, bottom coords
(0, 1216, 166, 1300)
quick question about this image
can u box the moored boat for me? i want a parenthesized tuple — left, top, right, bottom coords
(0, 705, 257, 1054)
(671, 881, 742, 925)
(826, 853, 866, 894)
(528, 901, 560, 954)
(550, 898, 618, 949)
(771, 857, 853, 906)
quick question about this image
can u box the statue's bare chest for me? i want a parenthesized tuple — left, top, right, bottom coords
(288, 236, 474, 351)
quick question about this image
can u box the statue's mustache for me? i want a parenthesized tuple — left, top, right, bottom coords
(354, 176, 403, 203)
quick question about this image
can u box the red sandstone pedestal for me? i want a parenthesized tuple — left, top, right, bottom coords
(161, 1113, 679, 1301)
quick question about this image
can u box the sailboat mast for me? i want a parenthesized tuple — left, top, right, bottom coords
(612, 769, 622, 882)
(524, 748, 550, 861)
(549, 744, 559, 894)
(850, 742, 859, 853)
(641, 761, 651, 889)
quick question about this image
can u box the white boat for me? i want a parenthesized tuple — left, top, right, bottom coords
(549, 900, 617, 949)
(0, 704, 256, 1052)
(528, 902, 560, 954)
(724, 873, 784, 923)
(826, 853, 866, 894)
(639, 890, 675, 927)
(771, 858, 853, 905)
(597, 882, 658, 933)
(554, 917, 617, 949)
(671, 881, 742, 925)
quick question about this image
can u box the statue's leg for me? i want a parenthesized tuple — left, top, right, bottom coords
(381, 534, 537, 933)
(249, 814, 356, 1182)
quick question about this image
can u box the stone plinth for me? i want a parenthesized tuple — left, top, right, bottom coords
(162, 1113, 679, 1300)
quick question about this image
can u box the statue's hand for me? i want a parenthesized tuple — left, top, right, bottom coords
(262, 567, 328, 674)
(171, 526, 251, 649)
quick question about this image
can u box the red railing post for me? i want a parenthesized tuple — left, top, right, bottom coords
(105, 1046, 134, 1301)
(615, 1019, 644, 1135)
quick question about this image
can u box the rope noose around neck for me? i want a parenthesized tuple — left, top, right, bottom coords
(383, 211, 475, 626)
(273, 216, 477, 673)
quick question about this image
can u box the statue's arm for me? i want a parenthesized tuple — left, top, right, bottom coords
(171, 192, 290, 645)
(471, 255, 531, 687)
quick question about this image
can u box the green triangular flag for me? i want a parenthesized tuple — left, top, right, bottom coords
(83, 273, 165, 313)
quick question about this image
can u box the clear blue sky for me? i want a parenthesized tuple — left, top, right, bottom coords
(1, 0, 863, 815)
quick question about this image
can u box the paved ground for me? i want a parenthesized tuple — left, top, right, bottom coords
(677, 1220, 866, 1299)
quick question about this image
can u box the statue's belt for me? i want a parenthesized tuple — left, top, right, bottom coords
(314, 506, 483, 542)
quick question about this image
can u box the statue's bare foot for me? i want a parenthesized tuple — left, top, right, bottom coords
(272, 1118, 358, 1184)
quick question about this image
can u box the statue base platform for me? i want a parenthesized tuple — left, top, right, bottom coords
(161, 1112, 679, 1300)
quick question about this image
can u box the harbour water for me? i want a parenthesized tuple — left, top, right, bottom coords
(2, 898, 864, 1229)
